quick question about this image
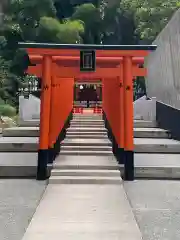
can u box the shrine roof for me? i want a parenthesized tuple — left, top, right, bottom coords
(18, 42, 157, 51)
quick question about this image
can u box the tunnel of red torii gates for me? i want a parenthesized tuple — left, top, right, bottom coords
(19, 42, 157, 181)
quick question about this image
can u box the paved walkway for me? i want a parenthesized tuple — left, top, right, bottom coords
(22, 184, 142, 240)
(22, 155, 142, 240)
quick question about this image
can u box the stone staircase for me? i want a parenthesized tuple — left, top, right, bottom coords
(1, 113, 180, 179)
(49, 113, 180, 183)
(49, 114, 121, 184)
(61, 114, 112, 156)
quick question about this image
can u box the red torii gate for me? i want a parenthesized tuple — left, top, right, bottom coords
(19, 43, 156, 181)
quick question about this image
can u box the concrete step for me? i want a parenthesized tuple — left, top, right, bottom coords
(18, 119, 40, 127)
(49, 176, 122, 184)
(2, 127, 168, 139)
(61, 145, 112, 151)
(0, 137, 38, 152)
(71, 120, 104, 124)
(70, 123, 105, 128)
(120, 153, 180, 179)
(54, 155, 118, 170)
(134, 128, 169, 138)
(65, 131, 108, 135)
(134, 138, 180, 153)
(66, 134, 108, 139)
(51, 169, 121, 177)
(67, 128, 168, 139)
(71, 120, 104, 123)
(73, 113, 102, 117)
(73, 116, 103, 120)
(62, 138, 112, 147)
(60, 150, 113, 156)
(67, 127, 107, 133)
(72, 119, 156, 128)
(1, 153, 180, 179)
(134, 120, 156, 128)
(3, 127, 39, 137)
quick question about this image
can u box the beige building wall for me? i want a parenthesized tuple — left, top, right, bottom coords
(145, 9, 180, 109)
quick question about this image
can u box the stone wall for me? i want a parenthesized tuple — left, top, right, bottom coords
(145, 9, 180, 109)
(19, 95, 40, 121)
(134, 96, 156, 121)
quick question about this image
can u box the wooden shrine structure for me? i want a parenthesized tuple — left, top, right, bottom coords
(19, 43, 157, 181)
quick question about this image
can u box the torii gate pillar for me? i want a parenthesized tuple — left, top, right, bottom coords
(123, 56, 134, 180)
(37, 55, 52, 180)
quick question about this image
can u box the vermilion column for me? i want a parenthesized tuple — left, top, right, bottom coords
(48, 74, 57, 163)
(37, 55, 52, 180)
(118, 73, 124, 163)
(123, 56, 134, 181)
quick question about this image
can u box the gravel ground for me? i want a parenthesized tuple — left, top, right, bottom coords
(124, 180, 180, 240)
(0, 179, 46, 240)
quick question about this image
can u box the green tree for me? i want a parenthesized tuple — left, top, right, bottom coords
(101, 1, 138, 44)
(5, 0, 56, 41)
(54, 0, 100, 20)
(36, 17, 84, 43)
(71, 3, 101, 43)
(120, 0, 179, 42)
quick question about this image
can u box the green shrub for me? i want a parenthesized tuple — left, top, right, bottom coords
(0, 104, 16, 117)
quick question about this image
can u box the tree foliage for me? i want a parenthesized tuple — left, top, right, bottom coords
(0, 0, 179, 110)
(72, 3, 101, 43)
(37, 17, 84, 43)
(120, 0, 180, 42)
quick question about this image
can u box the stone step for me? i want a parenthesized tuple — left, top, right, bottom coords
(18, 120, 40, 127)
(71, 120, 104, 124)
(2, 127, 168, 139)
(54, 155, 118, 170)
(134, 120, 156, 128)
(61, 139, 180, 153)
(71, 120, 104, 123)
(73, 117, 103, 120)
(51, 169, 121, 177)
(67, 127, 107, 133)
(134, 138, 180, 153)
(60, 150, 113, 156)
(1, 153, 180, 179)
(3, 127, 39, 137)
(120, 153, 180, 179)
(49, 176, 122, 185)
(61, 145, 112, 151)
(67, 130, 108, 135)
(66, 134, 108, 139)
(0, 137, 38, 152)
(62, 138, 112, 147)
(134, 166, 180, 179)
(134, 128, 169, 138)
(73, 114, 102, 117)
(70, 123, 105, 128)
(73, 114, 102, 116)
(66, 128, 168, 139)
(72, 119, 156, 128)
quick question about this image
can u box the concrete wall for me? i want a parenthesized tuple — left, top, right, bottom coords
(133, 96, 156, 121)
(19, 95, 40, 121)
(145, 9, 180, 109)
